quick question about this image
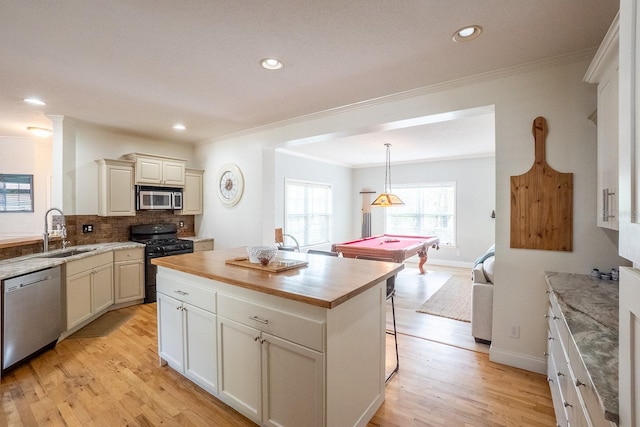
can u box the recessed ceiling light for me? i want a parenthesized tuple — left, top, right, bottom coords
(173, 123, 186, 131)
(27, 126, 52, 137)
(260, 58, 283, 70)
(23, 97, 47, 106)
(453, 25, 483, 42)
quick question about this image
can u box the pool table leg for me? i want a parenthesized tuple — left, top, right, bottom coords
(418, 250, 427, 274)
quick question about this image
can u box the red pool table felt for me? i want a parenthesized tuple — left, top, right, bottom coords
(331, 234, 440, 264)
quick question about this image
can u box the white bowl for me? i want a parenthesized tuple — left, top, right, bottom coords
(247, 246, 277, 264)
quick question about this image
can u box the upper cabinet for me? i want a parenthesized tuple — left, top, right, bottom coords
(182, 168, 204, 215)
(585, 14, 620, 230)
(96, 159, 136, 217)
(124, 153, 186, 187)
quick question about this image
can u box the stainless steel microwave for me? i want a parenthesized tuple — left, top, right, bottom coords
(136, 186, 183, 210)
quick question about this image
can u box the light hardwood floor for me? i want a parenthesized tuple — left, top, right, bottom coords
(0, 267, 556, 426)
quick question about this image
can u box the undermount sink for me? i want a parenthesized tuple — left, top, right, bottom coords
(37, 249, 95, 259)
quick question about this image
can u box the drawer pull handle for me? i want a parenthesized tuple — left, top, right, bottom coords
(548, 336, 554, 341)
(575, 379, 585, 387)
(547, 377, 554, 383)
(553, 315, 560, 320)
(563, 401, 572, 408)
(544, 314, 549, 319)
(174, 290, 189, 296)
(543, 352, 549, 356)
(250, 316, 269, 324)
(545, 290, 550, 294)
(557, 371, 565, 377)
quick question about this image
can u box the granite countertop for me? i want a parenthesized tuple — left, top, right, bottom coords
(0, 242, 145, 280)
(545, 271, 618, 424)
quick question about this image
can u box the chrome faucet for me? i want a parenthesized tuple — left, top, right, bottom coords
(43, 207, 67, 252)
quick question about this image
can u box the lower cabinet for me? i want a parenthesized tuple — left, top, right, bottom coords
(156, 266, 385, 427)
(114, 248, 145, 303)
(65, 251, 114, 330)
(546, 286, 617, 427)
(157, 282, 218, 395)
(217, 316, 323, 426)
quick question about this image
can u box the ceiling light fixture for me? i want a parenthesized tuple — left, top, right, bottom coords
(371, 143, 405, 207)
(27, 126, 53, 137)
(173, 123, 186, 131)
(452, 25, 483, 42)
(260, 58, 283, 70)
(23, 97, 47, 106)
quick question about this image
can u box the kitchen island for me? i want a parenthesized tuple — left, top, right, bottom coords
(152, 247, 403, 427)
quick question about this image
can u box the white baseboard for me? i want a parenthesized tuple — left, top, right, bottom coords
(406, 259, 474, 269)
(489, 346, 547, 375)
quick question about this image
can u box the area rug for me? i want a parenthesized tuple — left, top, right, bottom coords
(416, 274, 472, 322)
(70, 310, 134, 338)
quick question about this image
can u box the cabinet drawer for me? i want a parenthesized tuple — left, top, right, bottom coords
(66, 251, 113, 276)
(567, 339, 609, 426)
(218, 294, 324, 352)
(157, 273, 216, 313)
(114, 247, 144, 262)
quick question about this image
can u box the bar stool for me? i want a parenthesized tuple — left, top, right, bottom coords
(355, 255, 399, 382)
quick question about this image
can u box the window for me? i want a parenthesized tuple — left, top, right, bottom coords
(385, 183, 456, 246)
(285, 180, 332, 247)
(0, 174, 34, 212)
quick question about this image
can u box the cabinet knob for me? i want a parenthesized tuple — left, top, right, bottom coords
(563, 401, 572, 408)
(543, 352, 549, 357)
(548, 336, 554, 341)
(547, 377, 554, 383)
(575, 379, 586, 387)
(545, 290, 550, 294)
(544, 314, 549, 319)
(557, 371, 565, 377)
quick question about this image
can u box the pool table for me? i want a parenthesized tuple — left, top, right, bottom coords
(331, 234, 440, 274)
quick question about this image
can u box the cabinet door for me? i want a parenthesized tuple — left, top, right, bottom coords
(158, 293, 185, 371)
(597, 61, 619, 230)
(182, 170, 203, 215)
(217, 317, 261, 423)
(92, 263, 114, 313)
(262, 333, 324, 427)
(114, 260, 144, 303)
(620, 0, 640, 263)
(66, 270, 93, 330)
(107, 165, 135, 216)
(162, 160, 186, 186)
(136, 157, 163, 184)
(184, 303, 217, 395)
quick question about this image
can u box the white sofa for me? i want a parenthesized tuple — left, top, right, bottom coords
(471, 247, 495, 343)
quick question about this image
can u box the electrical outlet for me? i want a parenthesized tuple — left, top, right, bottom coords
(82, 224, 93, 233)
(509, 325, 520, 339)
(179, 221, 184, 228)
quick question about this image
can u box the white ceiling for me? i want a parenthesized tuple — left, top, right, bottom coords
(0, 1, 617, 166)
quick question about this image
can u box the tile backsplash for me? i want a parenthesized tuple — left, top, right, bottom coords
(0, 212, 195, 260)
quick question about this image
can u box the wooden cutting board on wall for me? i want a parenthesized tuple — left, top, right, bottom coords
(510, 117, 573, 251)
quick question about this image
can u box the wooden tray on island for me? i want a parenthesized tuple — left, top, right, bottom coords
(225, 257, 308, 273)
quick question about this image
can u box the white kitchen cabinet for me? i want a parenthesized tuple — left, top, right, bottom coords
(182, 168, 204, 215)
(125, 153, 186, 187)
(545, 285, 616, 427)
(584, 16, 619, 230)
(114, 248, 144, 303)
(156, 264, 386, 427)
(157, 278, 218, 395)
(95, 159, 136, 217)
(216, 294, 324, 426)
(217, 315, 324, 426)
(65, 251, 114, 330)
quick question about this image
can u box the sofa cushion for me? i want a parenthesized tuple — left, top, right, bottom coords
(483, 255, 495, 284)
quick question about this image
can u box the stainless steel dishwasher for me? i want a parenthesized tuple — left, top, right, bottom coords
(2, 266, 62, 372)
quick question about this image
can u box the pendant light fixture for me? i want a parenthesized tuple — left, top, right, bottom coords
(371, 143, 405, 206)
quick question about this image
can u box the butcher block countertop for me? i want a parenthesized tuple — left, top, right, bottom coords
(152, 247, 404, 309)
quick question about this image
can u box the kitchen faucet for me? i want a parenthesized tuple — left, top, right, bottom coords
(43, 207, 68, 252)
